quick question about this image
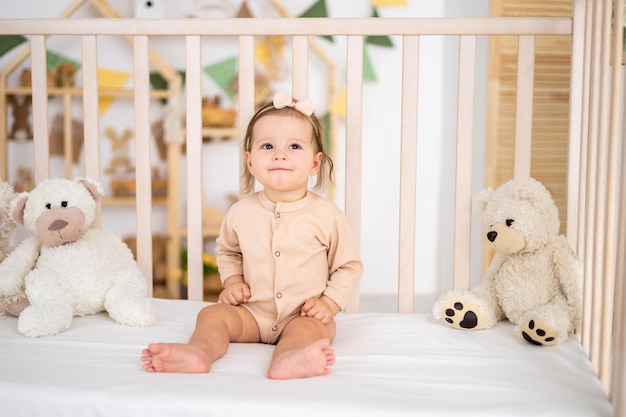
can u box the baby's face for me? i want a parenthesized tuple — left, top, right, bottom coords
(246, 114, 322, 202)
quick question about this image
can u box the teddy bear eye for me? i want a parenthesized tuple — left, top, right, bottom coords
(61, 201, 68, 208)
(45, 203, 51, 210)
(506, 219, 514, 227)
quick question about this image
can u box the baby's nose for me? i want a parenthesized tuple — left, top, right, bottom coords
(273, 151, 287, 159)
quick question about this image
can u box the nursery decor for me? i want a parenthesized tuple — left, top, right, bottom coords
(6, 94, 32, 140)
(176, 247, 222, 301)
(0, 177, 156, 337)
(433, 177, 582, 346)
(12, 167, 34, 193)
(49, 114, 84, 163)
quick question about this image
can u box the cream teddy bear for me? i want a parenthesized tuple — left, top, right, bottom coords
(433, 177, 582, 346)
(0, 180, 25, 316)
(0, 177, 156, 337)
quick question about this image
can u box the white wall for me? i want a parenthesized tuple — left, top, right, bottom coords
(1, 0, 490, 305)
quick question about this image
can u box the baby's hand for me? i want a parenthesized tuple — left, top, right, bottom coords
(218, 281, 251, 305)
(301, 296, 339, 324)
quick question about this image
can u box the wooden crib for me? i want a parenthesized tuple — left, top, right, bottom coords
(0, 0, 623, 415)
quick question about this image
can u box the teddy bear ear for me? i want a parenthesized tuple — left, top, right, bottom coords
(77, 177, 104, 201)
(512, 177, 547, 202)
(472, 188, 493, 214)
(9, 193, 28, 225)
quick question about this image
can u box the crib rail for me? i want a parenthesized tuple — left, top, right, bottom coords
(0, 1, 623, 409)
(0, 15, 576, 310)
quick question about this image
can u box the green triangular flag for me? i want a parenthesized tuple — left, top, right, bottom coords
(150, 72, 168, 91)
(46, 51, 81, 71)
(363, 46, 376, 81)
(150, 71, 186, 104)
(299, 0, 333, 43)
(299, 0, 328, 17)
(150, 70, 186, 89)
(365, 8, 393, 47)
(320, 111, 331, 152)
(0, 35, 26, 58)
(203, 56, 238, 100)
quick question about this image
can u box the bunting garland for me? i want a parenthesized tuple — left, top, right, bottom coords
(366, 8, 394, 48)
(203, 56, 238, 100)
(46, 51, 81, 71)
(0, 1, 406, 119)
(0, 35, 27, 58)
(298, 0, 333, 43)
(371, 0, 408, 6)
(97, 68, 130, 114)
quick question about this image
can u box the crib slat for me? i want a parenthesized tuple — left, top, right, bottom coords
(566, 0, 586, 251)
(398, 35, 419, 314)
(238, 36, 255, 194)
(81, 36, 100, 182)
(453, 35, 476, 291)
(185, 35, 203, 301)
(578, 0, 593, 354)
(30, 35, 49, 182)
(600, 0, 624, 389)
(81, 35, 101, 228)
(609, 0, 626, 403)
(513, 35, 535, 178)
(133, 35, 154, 294)
(588, 0, 610, 380)
(292, 36, 308, 98)
(344, 35, 364, 313)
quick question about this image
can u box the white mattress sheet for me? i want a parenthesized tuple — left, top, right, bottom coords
(0, 298, 612, 417)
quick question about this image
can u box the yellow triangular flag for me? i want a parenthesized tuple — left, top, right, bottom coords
(98, 68, 131, 114)
(254, 36, 285, 78)
(254, 41, 273, 70)
(371, 0, 408, 6)
(329, 88, 347, 118)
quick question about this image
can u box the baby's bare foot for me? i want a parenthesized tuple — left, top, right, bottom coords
(141, 343, 212, 373)
(267, 338, 335, 380)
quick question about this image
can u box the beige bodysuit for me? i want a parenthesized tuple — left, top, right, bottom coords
(216, 191, 363, 343)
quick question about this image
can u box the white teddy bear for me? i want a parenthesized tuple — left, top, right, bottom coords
(433, 177, 582, 346)
(0, 177, 156, 337)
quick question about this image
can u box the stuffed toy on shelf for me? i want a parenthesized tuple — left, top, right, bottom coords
(0, 177, 156, 337)
(433, 177, 582, 346)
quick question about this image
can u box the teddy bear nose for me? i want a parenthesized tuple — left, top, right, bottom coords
(487, 231, 497, 242)
(49, 220, 68, 231)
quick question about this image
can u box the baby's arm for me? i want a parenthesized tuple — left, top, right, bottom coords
(218, 275, 250, 305)
(301, 295, 340, 324)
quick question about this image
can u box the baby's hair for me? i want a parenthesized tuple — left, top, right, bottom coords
(242, 98, 334, 194)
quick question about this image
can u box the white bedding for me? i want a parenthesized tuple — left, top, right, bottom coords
(0, 298, 612, 417)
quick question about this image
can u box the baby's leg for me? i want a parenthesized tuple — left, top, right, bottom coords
(141, 303, 260, 373)
(267, 317, 336, 380)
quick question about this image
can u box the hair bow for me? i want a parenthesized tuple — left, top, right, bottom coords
(272, 92, 315, 116)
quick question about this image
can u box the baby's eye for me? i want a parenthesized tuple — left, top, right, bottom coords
(61, 201, 68, 208)
(45, 203, 52, 210)
(289, 143, 302, 150)
(261, 143, 273, 150)
(506, 219, 514, 227)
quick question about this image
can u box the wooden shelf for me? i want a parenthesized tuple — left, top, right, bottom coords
(5, 86, 172, 99)
(178, 227, 219, 239)
(101, 196, 167, 206)
(181, 127, 239, 141)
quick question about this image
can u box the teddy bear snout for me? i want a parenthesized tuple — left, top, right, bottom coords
(49, 219, 68, 231)
(487, 231, 497, 242)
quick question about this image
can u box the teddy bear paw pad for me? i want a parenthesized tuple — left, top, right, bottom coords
(441, 300, 482, 330)
(520, 319, 558, 346)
